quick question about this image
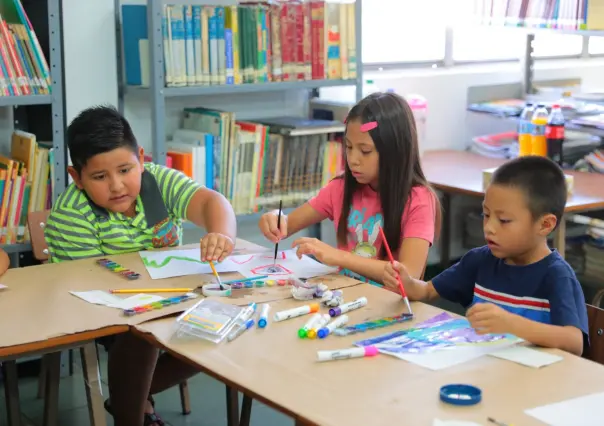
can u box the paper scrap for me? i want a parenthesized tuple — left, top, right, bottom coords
(70, 290, 124, 307)
(0, 284, 7, 290)
(489, 345, 563, 368)
(525, 392, 604, 426)
(110, 293, 165, 309)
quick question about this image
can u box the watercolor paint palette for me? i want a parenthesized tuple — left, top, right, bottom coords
(230, 279, 289, 289)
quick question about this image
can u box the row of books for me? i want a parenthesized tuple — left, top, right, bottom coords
(0, 131, 54, 244)
(165, 110, 345, 215)
(122, 1, 357, 87)
(471, 0, 604, 30)
(0, 0, 51, 96)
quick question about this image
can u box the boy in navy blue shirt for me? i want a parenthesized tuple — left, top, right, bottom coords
(384, 156, 588, 356)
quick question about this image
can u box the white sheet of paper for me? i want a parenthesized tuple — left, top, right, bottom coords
(139, 248, 240, 279)
(380, 341, 520, 370)
(489, 346, 563, 368)
(108, 293, 165, 309)
(70, 290, 124, 307)
(233, 249, 337, 279)
(525, 392, 604, 426)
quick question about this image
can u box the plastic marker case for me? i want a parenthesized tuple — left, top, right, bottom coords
(175, 299, 249, 343)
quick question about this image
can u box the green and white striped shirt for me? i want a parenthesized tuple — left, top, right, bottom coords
(45, 163, 202, 263)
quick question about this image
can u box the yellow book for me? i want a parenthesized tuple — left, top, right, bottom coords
(225, 6, 241, 85)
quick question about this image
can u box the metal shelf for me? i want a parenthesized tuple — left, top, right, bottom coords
(0, 243, 32, 254)
(0, 95, 52, 107)
(162, 79, 358, 98)
(471, 24, 604, 38)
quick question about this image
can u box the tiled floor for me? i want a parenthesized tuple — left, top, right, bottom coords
(0, 219, 322, 426)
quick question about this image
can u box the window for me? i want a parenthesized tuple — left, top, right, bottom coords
(589, 36, 604, 55)
(361, 0, 446, 64)
(532, 33, 583, 57)
(453, 27, 525, 61)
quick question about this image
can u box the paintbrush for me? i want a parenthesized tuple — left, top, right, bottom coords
(208, 261, 224, 290)
(378, 226, 413, 315)
(273, 200, 283, 267)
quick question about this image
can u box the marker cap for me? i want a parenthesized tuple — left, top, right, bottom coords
(317, 327, 329, 339)
(364, 346, 379, 357)
(309, 303, 319, 313)
(258, 318, 267, 328)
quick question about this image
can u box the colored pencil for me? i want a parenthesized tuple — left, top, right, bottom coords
(274, 200, 283, 267)
(110, 288, 193, 294)
(208, 260, 225, 290)
(378, 226, 413, 315)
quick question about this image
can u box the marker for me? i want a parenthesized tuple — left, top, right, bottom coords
(306, 314, 331, 339)
(227, 318, 255, 342)
(239, 302, 257, 323)
(298, 313, 322, 338)
(317, 346, 379, 362)
(317, 315, 349, 339)
(274, 303, 319, 322)
(329, 297, 367, 317)
(258, 304, 271, 328)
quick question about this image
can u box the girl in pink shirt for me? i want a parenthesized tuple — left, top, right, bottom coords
(258, 92, 440, 287)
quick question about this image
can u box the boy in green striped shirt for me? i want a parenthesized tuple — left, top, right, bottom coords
(45, 106, 236, 426)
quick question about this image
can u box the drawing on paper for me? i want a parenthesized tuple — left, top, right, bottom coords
(138, 248, 338, 280)
(355, 312, 520, 354)
(250, 264, 293, 276)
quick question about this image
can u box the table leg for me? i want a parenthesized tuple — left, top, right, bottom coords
(439, 192, 451, 270)
(239, 394, 253, 426)
(80, 343, 106, 426)
(225, 385, 239, 426)
(2, 360, 21, 426)
(42, 352, 61, 426)
(554, 218, 566, 259)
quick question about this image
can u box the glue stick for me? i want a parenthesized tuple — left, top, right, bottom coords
(329, 297, 367, 317)
(258, 304, 270, 328)
(274, 303, 319, 322)
(306, 314, 331, 339)
(317, 314, 349, 339)
(298, 313, 322, 338)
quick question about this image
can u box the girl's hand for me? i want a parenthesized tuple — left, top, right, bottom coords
(383, 261, 412, 293)
(467, 302, 516, 335)
(292, 237, 342, 266)
(258, 211, 288, 243)
(200, 233, 235, 262)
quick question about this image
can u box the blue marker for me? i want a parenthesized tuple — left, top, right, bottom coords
(318, 315, 349, 339)
(258, 304, 270, 328)
(227, 318, 255, 342)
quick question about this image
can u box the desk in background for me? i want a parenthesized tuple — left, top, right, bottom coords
(422, 150, 604, 268)
(133, 283, 604, 426)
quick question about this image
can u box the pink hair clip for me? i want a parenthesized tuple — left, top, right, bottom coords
(360, 121, 378, 132)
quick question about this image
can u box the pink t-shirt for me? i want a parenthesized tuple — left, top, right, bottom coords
(307, 178, 436, 283)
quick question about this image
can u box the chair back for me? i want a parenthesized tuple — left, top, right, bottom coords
(584, 294, 604, 365)
(27, 210, 51, 262)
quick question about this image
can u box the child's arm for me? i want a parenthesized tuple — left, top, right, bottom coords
(187, 187, 237, 261)
(259, 203, 327, 243)
(466, 302, 584, 356)
(0, 249, 9, 275)
(384, 260, 439, 300)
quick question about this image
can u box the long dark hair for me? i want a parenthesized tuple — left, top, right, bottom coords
(336, 92, 441, 258)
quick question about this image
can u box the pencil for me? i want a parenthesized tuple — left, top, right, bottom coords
(110, 288, 193, 294)
(274, 200, 283, 267)
(208, 261, 225, 290)
(378, 226, 413, 315)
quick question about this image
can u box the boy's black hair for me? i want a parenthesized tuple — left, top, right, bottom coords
(491, 156, 567, 229)
(67, 105, 138, 172)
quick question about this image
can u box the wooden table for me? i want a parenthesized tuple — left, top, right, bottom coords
(133, 283, 604, 426)
(422, 150, 604, 266)
(0, 238, 279, 426)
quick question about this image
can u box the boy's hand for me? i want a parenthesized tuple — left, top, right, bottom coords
(258, 211, 288, 243)
(200, 233, 235, 262)
(292, 237, 341, 266)
(467, 302, 516, 335)
(383, 261, 411, 294)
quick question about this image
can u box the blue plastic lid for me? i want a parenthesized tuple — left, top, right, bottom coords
(317, 327, 329, 339)
(439, 384, 482, 406)
(258, 318, 267, 328)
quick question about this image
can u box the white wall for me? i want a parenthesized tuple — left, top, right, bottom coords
(61, 2, 604, 263)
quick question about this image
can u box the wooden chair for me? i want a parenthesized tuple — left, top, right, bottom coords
(585, 289, 604, 365)
(27, 211, 192, 415)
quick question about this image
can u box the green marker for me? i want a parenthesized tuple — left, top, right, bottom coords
(298, 313, 321, 338)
